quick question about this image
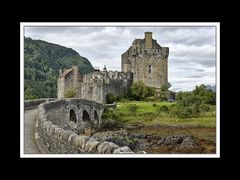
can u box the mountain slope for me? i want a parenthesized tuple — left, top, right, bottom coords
(24, 37, 94, 99)
(206, 85, 216, 92)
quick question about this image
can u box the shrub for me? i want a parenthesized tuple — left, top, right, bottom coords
(145, 96, 158, 102)
(64, 88, 77, 98)
(152, 103, 157, 107)
(199, 103, 210, 112)
(158, 105, 169, 113)
(106, 93, 116, 104)
(102, 108, 120, 120)
(129, 81, 156, 101)
(170, 104, 193, 118)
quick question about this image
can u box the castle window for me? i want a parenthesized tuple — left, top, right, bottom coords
(144, 50, 147, 55)
(148, 65, 152, 73)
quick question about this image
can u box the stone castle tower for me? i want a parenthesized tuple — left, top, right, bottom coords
(121, 32, 169, 88)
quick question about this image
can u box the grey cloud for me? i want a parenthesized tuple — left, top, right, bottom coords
(24, 25, 216, 91)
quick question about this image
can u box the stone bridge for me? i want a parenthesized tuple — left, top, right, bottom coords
(24, 98, 133, 154)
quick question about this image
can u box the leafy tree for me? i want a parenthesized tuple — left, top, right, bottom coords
(129, 81, 155, 100)
(106, 93, 116, 104)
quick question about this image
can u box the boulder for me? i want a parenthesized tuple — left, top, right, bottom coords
(179, 136, 197, 149)
(74, 135, 90, 150)
(84, 138, 100, 153)
(113, 146, 133, 154)
(97, 141, 119, 154)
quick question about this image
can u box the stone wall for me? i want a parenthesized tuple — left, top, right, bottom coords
(24, 98, 56, 110)
(36, 99, 134, 154)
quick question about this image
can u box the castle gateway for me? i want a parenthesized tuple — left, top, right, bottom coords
(122, 32, 169, 88)
(57, 32, 169, 103)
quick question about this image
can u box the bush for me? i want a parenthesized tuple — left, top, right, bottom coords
(152, 103, 157, 107)
(158, 105, 169, 113)
(170, 104, 193, 118)
(199, 103, 210, 112)
(129, 81, 156, 101)
(64, 88, 77, 98)
(127, 104, 138, 114)
(102, 108, 120, 120)
(106, 93, 116, 104)
(145, 96, 158, 102)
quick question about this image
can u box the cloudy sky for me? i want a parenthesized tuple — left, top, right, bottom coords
(24, 25, 216, 92)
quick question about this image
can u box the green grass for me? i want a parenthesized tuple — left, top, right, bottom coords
(116, 101, 216, 128)
(117, 101, 175, 113)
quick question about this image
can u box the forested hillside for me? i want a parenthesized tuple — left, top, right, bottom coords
(24, 37, 94, 99)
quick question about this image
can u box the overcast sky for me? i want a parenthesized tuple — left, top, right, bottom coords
(24, 26, 216, 92)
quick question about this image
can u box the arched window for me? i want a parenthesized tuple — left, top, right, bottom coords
(148, 65, 152, 73)
(69, 109, 77, 123)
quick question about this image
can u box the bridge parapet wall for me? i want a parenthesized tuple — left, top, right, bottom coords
(36, 99, 134, 154)
(24, 98, 56, 110)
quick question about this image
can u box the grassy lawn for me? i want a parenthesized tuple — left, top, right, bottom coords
(117, 101, 174, 113)
(116, 101, 216, 128)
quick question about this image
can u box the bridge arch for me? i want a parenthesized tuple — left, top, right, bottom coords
(69, 109, 77, 123)
(82, 110, 91, 121)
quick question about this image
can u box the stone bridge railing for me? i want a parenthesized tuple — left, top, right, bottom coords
(24, 98, 56, 110)
(36, 98, 134, 154)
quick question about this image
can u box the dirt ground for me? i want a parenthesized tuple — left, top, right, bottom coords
(128, 126, 216, 154)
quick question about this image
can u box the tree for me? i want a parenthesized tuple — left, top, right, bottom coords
(106, 93, 116, 104)
(158, 83, 172, 101)
(129, 81, 155, 100)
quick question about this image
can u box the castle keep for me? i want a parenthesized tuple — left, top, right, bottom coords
(121, 32, 169, 88)
(57, 32, 169, 103)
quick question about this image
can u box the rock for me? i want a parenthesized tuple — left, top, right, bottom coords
(164, 136, 184, 146)
(74, 135, 90, 150)
(136, 151, 147, 154)
(179, 136, 197, 149)
(129, 133, 145, 139)
(156, 135, 197, 149)
(98, 141, 119, 154)
(113, 146, 133, 154)
(84, 138, 100, 153)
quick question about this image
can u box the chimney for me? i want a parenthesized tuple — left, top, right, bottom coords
(145, 32, 152, 48)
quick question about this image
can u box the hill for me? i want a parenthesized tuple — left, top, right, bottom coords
(206, 85, 216, 92)
(24, 37, 94, 99)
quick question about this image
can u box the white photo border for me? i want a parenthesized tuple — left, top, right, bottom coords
(20, 22, 220, 158)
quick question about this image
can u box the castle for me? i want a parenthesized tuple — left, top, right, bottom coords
(122, 32, 169, 88)
(57, 32, 169, 103)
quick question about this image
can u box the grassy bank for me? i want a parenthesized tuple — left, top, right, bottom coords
(115, 101, 216, 128)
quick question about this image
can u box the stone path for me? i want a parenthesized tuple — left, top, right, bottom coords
(24, 108, 40, 154)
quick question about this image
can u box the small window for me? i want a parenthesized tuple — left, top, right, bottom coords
(144, 50, 147, 55)
(148, 65, 152, 73)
